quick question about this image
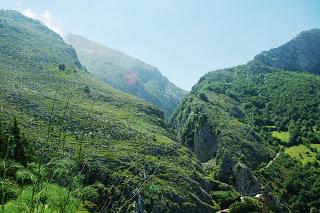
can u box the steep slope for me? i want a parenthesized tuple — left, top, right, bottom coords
(169, 29, 320, 212)
(169, 66, 275, 195)
(255, 28, 320, 75)
(65, 34, 187, 118)
(0, 10, 81, 72)
(0, 10, 235, 212)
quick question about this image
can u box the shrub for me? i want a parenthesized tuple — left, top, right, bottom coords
(11, 118, 35, 165)
(15, 169, 37, 185)
(316, 152, 320, 161)
(84, 85, 91, 93)
(211, 190, 240, 209)
(198, 93, 208, 102)
(59, 64, 66, 71)
(0, 180, 19, 204)
(4, 183, 79, 212)
(229, 196, 260, 213)
(80, 185, 99, 203)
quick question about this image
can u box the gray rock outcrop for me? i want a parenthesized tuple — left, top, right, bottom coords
(254, 28, 320, 75)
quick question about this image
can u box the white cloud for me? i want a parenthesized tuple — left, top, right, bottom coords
(41, 10, 63, 36)
(43, 9, 51, 20)
(15, 2, 23, 7)
(22, 8, 63, 36)
(22, 8, 37, 19)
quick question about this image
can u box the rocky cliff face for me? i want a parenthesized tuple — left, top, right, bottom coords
(254, 29, 320, 75)
(232, 163, 260, 195)
(169, 81, 272, 196)
(193, 122, 218, 163)
(216, 155, 260, 195)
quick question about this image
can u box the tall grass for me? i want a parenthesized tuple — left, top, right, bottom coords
(0, 89, 88, 212)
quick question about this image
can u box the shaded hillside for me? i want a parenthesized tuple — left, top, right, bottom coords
(255, 29, 320, 75)
(169, 29, 320, 212)
(65, 34, 187, 118)
(0, 10, 236, 212)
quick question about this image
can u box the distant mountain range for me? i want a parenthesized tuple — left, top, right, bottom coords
(65, 34, 187, 118)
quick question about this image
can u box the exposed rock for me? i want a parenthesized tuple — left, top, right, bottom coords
(232, 162, 260, 195)
(254, 29, 320, 75)
(134, 191, 144, 213)
(216, 155, 236, 184)
(217, 156, 260, 195)
(193, 122, 218, 163)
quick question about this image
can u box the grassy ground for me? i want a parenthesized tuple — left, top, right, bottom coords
(0, 66, 223, 211)
(311, 143, 320, 152)
(271, 131, 290, 143)
(285, 144, 318, 165)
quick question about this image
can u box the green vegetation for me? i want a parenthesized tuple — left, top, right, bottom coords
(0, 9, 235, 212)
(211, 190, 240, 209)
(169, 29, 320, 212)
(1, 8, 320, 213)
(259, 154, 320, 212)
(310, 143, 320, 151)
(0, 10, 81, 72)
(65, 34, 187, 118)
(229, 197, 260, 213)
(271, 131, 290, 143)
(59, 64, 66, 71)
(285, 144, 318, 165)
(255, 28, 320, 75)
(4, 183, 79, 212)
(0, 118, 81, 212)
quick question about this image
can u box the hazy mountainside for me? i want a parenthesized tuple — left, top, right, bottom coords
(65, 34, 187, 118)
(0, 10, 239, 212)
(169, 29, 320, 212)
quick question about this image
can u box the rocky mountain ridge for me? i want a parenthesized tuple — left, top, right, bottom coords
(254, 28, 320, 75)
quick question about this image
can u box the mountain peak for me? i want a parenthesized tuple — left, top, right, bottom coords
(254, 28, 320, 74)
(65, 34, 187, 118)
(0, 10, 82, 71)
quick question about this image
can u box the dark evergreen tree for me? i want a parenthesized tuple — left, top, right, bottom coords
(11, 118, 28, 164)
(59, 64, 66, 71)
(84, 85, 91, 93)
(0, 118, 8, 157)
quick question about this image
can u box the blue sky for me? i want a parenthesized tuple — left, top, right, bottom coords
(2, 0, 320, 90)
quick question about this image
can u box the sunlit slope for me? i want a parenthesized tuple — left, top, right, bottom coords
(0, 9, 234, 212)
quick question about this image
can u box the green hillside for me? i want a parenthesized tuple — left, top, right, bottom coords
(65, 34, 187, 118)
(1, 8, 320, 213)
(169, 29, 320, 212)
(0, 10, 237, 212)
(0, 10, 81, 72)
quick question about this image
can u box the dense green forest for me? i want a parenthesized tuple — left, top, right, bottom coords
(1, 8, 320, 213)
